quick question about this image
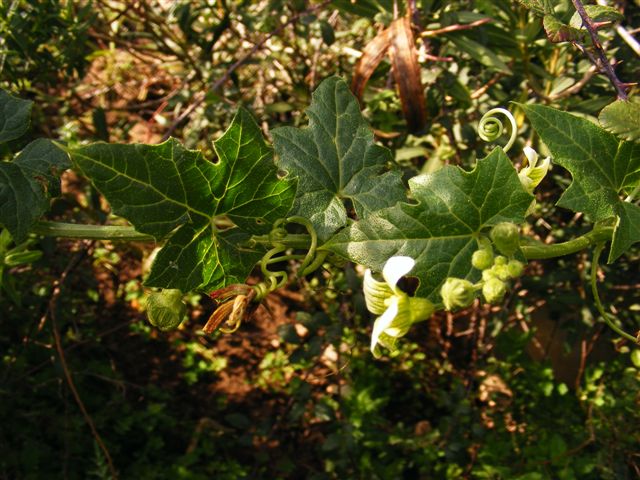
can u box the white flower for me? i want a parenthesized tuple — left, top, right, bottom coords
(519, 146, 551, 194)
(363, 256, 434, 357)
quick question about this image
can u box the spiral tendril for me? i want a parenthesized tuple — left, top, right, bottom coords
(478, 107, 517, 153)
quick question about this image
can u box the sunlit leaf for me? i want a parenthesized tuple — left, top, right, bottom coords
(520, 103, 640, 261)
(324, 148, 532, 299)
(599, 99, 640, 142)
(272, 77, 405, 241)
(70, 108, 296, 291)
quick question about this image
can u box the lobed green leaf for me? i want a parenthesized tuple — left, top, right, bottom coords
(324, 148, 532, 300)
(272, 76, 405, 241)
(520, 103, 640, 261)
(70, 108, 296, 291)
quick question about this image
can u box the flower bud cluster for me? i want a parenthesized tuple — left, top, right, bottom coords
(440, 230, 526, 310)
(479, 256, 523, 303)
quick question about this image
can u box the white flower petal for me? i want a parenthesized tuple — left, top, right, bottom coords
(370, 297, 399, 354)
(523, 146, 538, 167)
(382, 256, 415, 289)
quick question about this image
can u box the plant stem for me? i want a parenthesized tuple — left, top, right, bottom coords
(34, 221, 155, 242)
(571, 0, 628, 100)
(521, 226, 613, 260)
(590, 243, 639, 344)
(34, 221, 314, 250)
(250, 233, 312, 250)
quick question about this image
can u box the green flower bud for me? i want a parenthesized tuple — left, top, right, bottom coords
(507, 260, 524, 278)
(492, 264, 511, 281)
(490, 222, 520, 256)
(472, 248, 494, 270)
(146, 289, 187, 331)
(441, 278, 477, 311)
(482, 269, 497, 281)
(494, 255, 507, 266)
(483, 278, 507, 304)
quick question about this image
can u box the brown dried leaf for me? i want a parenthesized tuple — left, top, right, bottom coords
(389, 16, 427, 133)
(351, 27, 392, 101)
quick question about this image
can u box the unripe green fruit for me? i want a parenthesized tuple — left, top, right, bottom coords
(146, 289, 187, 331)
(507, 260, 524, 278)
(441, 278, 476, 311)
(472, 248, 494, 270)
(483, 278, 507, 304)
(490, 222, 520, 256)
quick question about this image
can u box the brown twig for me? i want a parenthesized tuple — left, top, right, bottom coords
(470, 71, 505, 99)
(45, 242, 118, 479)
(571, 0, 629, 100)
(420, 18, 492, 38)
(161, 0, 332, 141)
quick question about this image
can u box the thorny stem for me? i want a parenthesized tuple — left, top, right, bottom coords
(590, 243, 639, 344)
(571, 0, 629, 100)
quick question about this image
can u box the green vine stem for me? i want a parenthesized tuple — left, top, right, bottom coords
(521, 226, 613, 260)
(590, 243, 639, 345)
(33, 221, 155, 242)
(478, 107, 518, 153)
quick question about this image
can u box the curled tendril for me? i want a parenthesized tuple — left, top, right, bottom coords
(260, 246, 290, 290)
(478, 107, 518, 153)
(204, 217, 327, 336)
(266, 216, 325, 279)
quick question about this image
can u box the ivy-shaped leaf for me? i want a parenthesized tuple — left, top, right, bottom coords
(324, 148, 532, 300)
(0, 139, 70, 243)
(520, 103, 640, 261)
(599, 99, 640, 142)
(70, 108, 296, 292)
(272, 76, 405, 241)
(0, 89, 32, 143)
